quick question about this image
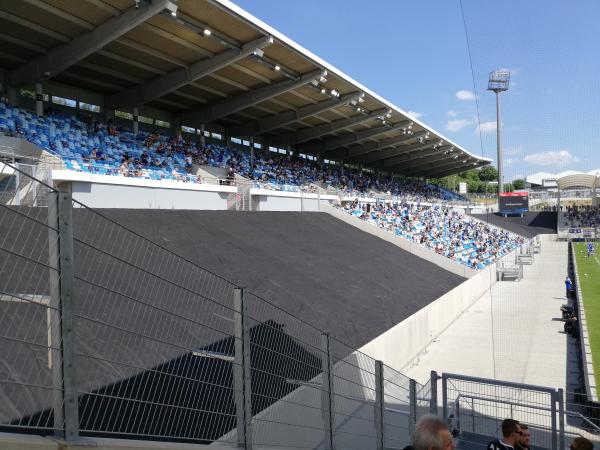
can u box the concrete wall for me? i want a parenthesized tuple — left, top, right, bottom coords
(358, 261, 497, 371)
(251, 189, 337, 212)
(321, 203, 477, 278)
(0, 136, 47, 160)
(357, 235, 553, 373)
(51, 170, 236, 210)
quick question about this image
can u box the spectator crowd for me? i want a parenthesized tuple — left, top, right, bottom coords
(562, 205, 600, 228)
(0, 101, 468, 202)
(339, 200, 525, 269)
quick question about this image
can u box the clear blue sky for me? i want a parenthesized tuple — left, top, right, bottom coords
(232, 0, 600, 180)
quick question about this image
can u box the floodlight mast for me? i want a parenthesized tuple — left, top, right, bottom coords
(487, 69, 510, 194)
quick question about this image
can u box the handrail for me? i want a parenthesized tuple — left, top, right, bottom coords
(455, 393, 553, 413)
(565, 411, 600, 434)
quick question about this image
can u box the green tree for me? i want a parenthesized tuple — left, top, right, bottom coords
(478, 165, 498, 182)
(512, 179, 525, 190)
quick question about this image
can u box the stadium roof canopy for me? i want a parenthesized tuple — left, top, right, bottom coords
(0, 0, 491, 176)
(557, 173, 599, 190)
(527, 170, 600, 188)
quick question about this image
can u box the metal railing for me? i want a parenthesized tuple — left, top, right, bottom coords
(442, 373, 565, 450)
(0, 160, 426, 449)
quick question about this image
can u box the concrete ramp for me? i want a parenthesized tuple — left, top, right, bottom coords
(95, 209, 464, 349)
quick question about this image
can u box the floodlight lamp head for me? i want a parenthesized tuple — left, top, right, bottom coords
(165, 1, 178, 16)
(487, 69, 510, 92)
(253, 48, 264, 58)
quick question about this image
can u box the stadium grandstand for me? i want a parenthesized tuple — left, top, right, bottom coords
(0, 1, 596, 450)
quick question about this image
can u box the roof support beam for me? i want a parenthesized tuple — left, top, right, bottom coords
(382, 146, 454, 172)
(327, 131, 428, 162)
(272, 108, 388, 147)
(107, 35, 273, 109)
(379, 141, 445, 167)
(179, 69, 324, 125)
(413, 159, 482, 178)
(8, 0, 171, 86)
(299, 120, 412, 155)
(358, 139, 441, 165)
(229, 91, 362, 137)
(331, 131, 430, 160)
(401, 153, 462, 173)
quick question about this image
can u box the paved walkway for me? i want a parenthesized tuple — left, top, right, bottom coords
(404, 237, 570, 390)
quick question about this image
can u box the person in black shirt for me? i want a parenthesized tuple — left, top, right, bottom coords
(226, 166, 235, 185)
(487, 419, 522, 450)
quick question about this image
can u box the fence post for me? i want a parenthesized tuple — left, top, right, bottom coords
(374, 361, 385, 450)
(14, 166, 21, 205)
(47, 190, 63, 436)
(234, 287, 253, 449)
(551, 389, 558, 450)
(49, 183, 79, 441)
(557, 388, 565, 450)
(318, 189, 321, 211)
(430, 371, 438, 414)
(409, 378, 418, 439)
(442, 374, 448, 424)
(321, 333, 335, 450)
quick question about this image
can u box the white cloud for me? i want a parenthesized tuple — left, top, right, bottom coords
(407, 110, 423, 119)
(446, 110, 458, 118)
(446, 119, 471, 132)
(523, 150, 578, 167)
(475, 121, 497, 135)
(505, 158, 516, 167)
(498, 67, 519, 75)
(455, 90, 477, 101)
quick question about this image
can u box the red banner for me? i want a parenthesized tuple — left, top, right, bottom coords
(499, 191, 528, 197)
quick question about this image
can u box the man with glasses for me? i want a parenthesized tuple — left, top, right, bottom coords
(487, 419, 522, 450)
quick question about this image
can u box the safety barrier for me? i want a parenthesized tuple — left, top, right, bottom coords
(0, 161, 428, 449)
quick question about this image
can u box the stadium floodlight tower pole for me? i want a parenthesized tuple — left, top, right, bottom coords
(487, 69, 510, 194)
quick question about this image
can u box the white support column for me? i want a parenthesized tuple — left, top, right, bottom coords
(200, 123, 206, 147)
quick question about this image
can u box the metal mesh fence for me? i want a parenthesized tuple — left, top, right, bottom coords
(70, 201, 240, 443)
(382, 364, 413, 450)
(0, 162, 63, 434)
(564, 391, 600, 446)
(243, 290, 327, 449)
(443, 374, 560, 450)
(0, 160, 428, 448)
(329, 337, 378, 450)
